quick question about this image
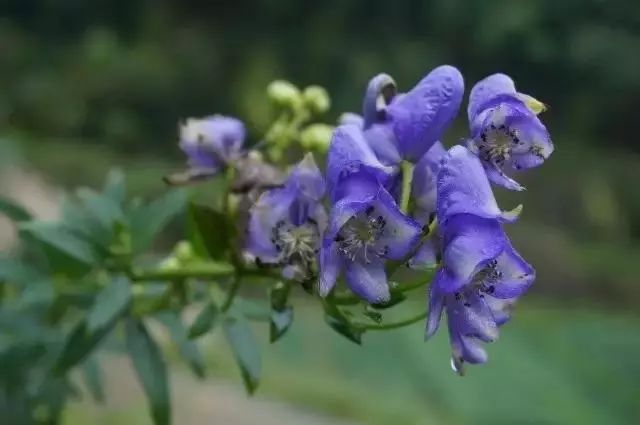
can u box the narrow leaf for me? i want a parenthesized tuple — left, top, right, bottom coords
(86, 277, 131, 333)
(156, 312, 206, 379)
(53, 318, 116, 375)
(223, 317, 261, 394)
(82, 354, 105, 403)
(0, 196, 31, 222)
(187, 203, 230, 259)
(20, 221, 99, 265)
(324, 303, 363, 345)
(125, 318, 170, 425)
(188, 302, 219, 339)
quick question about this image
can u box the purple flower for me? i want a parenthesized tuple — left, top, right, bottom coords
(246, 153, 327, 280)
(467, 73, 554, 191)
(319, 170, 422, 304)
(179, 115, 245, 172)
(425, 145, 534, 374)
(361, 66, 465, 164)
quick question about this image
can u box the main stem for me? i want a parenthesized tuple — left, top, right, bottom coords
(400, 160, 414, 214)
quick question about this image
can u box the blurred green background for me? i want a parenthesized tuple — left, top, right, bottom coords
(1, 0, 639, 424)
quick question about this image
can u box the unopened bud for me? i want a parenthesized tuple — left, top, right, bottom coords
(302, 85, 331, 114)
(174, 240, 194, 263)
(299, 124, 334, 152)
(267, 80, 301, 108)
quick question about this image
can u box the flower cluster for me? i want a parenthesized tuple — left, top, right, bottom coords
(177, 68, 553, 374)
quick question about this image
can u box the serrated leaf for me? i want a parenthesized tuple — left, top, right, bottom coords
(20, 221, 100, 266)
(103, 169, 126, 204)
(125, 318, 170, 425)
(223, 317, 261, 394)
(187, 203, 230, 259)
(86, 277, 131, 333)
(130, 189, 187, 253)
(0, 196, 31, 222)
(156, 312, 206, 379)
(188, 302, 219, 339)
(53, 318, 117, 375)
(270, 307, 293, 343)
(82, 354, 105, 403)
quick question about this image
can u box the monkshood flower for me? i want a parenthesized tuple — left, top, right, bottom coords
(179, 115, 245, 173)
(319, 168, 423, 303)
(246, 153, 327, 280)
(467, 73, 553, 191)
(361, 66, 464, 165)
(425, 145, 534, 374)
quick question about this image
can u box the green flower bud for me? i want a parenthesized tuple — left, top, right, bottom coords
(174, 240, 194, 263)
(159, 257, 180, 271)
(299, 123, 334, 152)
(267, 80, 301, 108)
(302, 85, 331, 114)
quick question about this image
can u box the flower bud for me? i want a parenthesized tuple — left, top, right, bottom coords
(299, 124, 334, 152)
(302, 85, 331, 114)
(267, 80, 301, 108)
(174, 240, 194, 263)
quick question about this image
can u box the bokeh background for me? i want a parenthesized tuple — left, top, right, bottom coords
(1, 0, 639, 424)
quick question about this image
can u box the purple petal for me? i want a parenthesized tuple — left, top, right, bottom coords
(364, 123, 402, 166)
(362, 73, 398, 128)
(370, 189, 422, 260)
(467, 73, 516, 121)
(319, 243, 341, 297)
(485, 296, 516, 326)
(287, 153, 325, 201)
(180, 115, 245, 168)
(447, 291, 499, 343)
(344, 257, 391, 304)
(412, 141, 447, 223)
(425, 277, 446, 339)
(437, 145, 522, 223)
(491, 240, 535, 298)
(408, 233, 439, 269)
(386, 65, 464, 162)
(327, 124, 395, 198)
(246, 187, 296, 263)
(440, 215, 506, 293)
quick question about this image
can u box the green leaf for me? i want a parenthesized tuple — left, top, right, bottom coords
(0, 258, 46, 285)
(156, 312, 206, 379)
(223, 317, 261, 394)
(53, 318, 117, 375)
(82, 354, 105, 403)
(19, 221, 100, 266)
(188, 302, 219, 339)
(324, 303, 363, 345)
(86, 277, 131, 333)
(269, 281, 292, 343)
(130, 189, 187, 253)
(0, 196, 31, 222)
(270, 308, 293, 343)
(125, 318, 170, 425)
(187, 203, 230, 259)
(77, 188, 123, 229)
(103, 169, 126, 204)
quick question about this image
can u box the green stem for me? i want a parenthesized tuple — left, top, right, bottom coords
(130, 262, 235, 282)
(353, 310, 427, 331)
(399, 160, 414, 214)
